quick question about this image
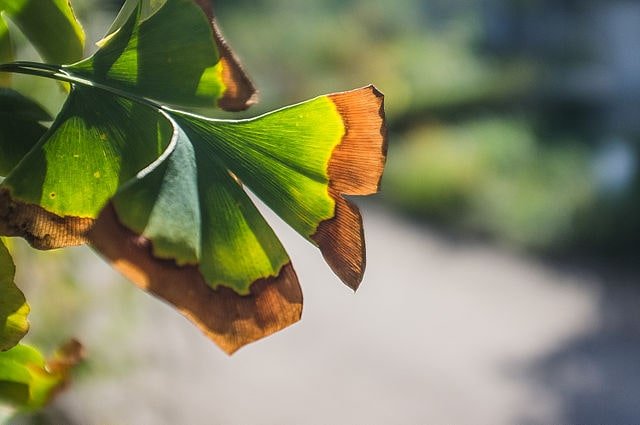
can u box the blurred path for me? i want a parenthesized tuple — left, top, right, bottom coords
(34, 204, 640, 424)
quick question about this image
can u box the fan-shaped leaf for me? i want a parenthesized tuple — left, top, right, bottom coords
(68, 0, 254, 111)
(0, 0, 387, 352)
(175, 86, 387, 289)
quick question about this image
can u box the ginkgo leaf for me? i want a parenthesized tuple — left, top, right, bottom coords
(0, 87, 170, 249)
(0, 0, 387, 352)
(68, 0, 255, 111)
(91, 112, 302, 352)
(0, 340, 83, 411)
(0, 86, 302, 352)
(0, 239, 29, 352)
(0, 89, 49, 176)
(0, 0, 84, 64)
(0, 84, 385, 351)
(175, 86, 387, 289)
(89, 206, 302, 354)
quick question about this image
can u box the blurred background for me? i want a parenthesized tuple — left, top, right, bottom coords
(7, 0, 640, 423)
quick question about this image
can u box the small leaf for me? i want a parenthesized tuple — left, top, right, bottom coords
(68, 0, 254, 110)
(0, 89, 50, 176)
(0, 0, 85, 64)
(0, 340, 83, 411)
(97, 0, 256, 110)
(0, 239, 29, 351)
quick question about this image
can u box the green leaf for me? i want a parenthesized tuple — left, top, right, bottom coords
(94, 0, 256, 111)
(67, 0, 253, 110)
(0, 239, 29, 351)
(3, 87, 170, 219)
(0, 89, 49, 176)
(0, 0, 84, 64)
(0, 85, 385, 352)
(0, 0, 387, 352)
(176, 86, 387, 289)
(111, 115, 290, 293)
(0, 340, 83, 411)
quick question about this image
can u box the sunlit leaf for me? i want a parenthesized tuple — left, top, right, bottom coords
(0, 239, 29, 351)
(98, 0, 256, 111)
(68, 0, 254, 111)
(0, 85, 386, 351)
(0, 0, 387, 352)
(175, 86, 387, 289)
(0, 87, 169, 249)
(0, 0, 84, 64)
(0, 88, 301, 353)
(90, 112, 302, 353)
(89, 206, 302, 354)
(0, 340, 83, 411)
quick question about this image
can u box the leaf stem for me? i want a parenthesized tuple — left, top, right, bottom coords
(0, 61, 164, 111)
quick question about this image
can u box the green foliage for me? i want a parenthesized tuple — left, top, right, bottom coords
(0, 0, 385, 374)
(0, 0, 84, 64)
(0, 239, 29, 352)
(0, 344, 60, 410)
(384, 119, 593, 250)
(0, 341, 82, 413)
(0, 89, 48, 175)
(69, 0, 226, 108)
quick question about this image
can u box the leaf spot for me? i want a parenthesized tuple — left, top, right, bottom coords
(49, 192, 56, 199)
(93, 171, 101, 179)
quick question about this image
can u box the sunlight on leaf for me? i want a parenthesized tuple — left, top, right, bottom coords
(98, 0, 256, 110)
(0, 340, 83, 412)
(0, 87, 170, 249)
(0, 0, 84, 64)
(0, 0, 387, 353)
(0, 239, 29, 352)
(68, 0, 254, 110)
(175, 86, 387, 289)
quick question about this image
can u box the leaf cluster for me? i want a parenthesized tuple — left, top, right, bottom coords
(0, 0, 386, 413)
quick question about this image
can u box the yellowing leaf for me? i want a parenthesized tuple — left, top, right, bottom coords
(0, 239, 29, 352)
(0, 340, 83, 411)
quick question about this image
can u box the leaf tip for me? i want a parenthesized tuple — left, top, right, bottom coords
(312, 85, 387, 290)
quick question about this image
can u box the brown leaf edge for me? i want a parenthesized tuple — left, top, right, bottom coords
(43, 338, 85, 405)
(311, 85, 387, 291)
(0, 186, 303, 353)
(0, 188, 91, 250)
(88, 204, 303, 354)
(195, 0, 258, 111)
